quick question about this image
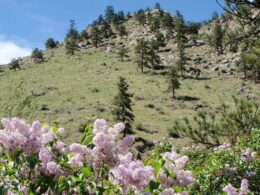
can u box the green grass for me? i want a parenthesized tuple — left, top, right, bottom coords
(0, 46, 259, 144)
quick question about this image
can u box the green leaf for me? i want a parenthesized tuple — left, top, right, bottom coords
(147, 180, 160, 192)
(82, 167, 91, 178)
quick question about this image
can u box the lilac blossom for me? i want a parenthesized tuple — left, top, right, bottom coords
(222, 179, 250, 195)
(242, 148, 257, 163)
(0, 118, 56, 155)
(110, 153, 154, 195)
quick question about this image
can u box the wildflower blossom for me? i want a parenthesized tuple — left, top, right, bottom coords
(0, 118, 55, 155)
(242, 148, 257, 163)
(222, 179, 249, 195)
(110, 153, 154, 195)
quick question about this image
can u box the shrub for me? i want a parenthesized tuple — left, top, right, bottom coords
(45, 38, 58, 49)
(31, 48, 44, 64)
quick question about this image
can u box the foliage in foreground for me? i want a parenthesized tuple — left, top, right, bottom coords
(0, 116, 259, 195)
(169, 97, 260, 147)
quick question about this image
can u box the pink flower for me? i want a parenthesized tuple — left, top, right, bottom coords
(0, 118, 56, 155)
(240, 179, 249, 195)
(58, 127, 64, 135)
(242, 148, 257, 163)
(46, 161, 62, 175)
(69, 154, 84, 167)
(222, 179, 250, 195)
(69, 143, 91, 155)
(161, 188, 175, 195)
(110, 153, 154, 195)
(39, 148, 52, 164)
(222, 184, 238, 195)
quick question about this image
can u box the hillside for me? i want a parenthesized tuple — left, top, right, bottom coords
(0, 8, 259, 144)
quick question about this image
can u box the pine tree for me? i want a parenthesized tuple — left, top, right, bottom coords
(167, 66, 181, 99)
(65, 20, 79, 55)
(65, 38, 78, 55)
(135, 9, 146, 26)
(213, 21, 225, 55)
(65, 20, 79, 41)
(155, 2, 161, 10)
(31, 48, 44, 64)
(117, 25, 127, 38)
(176, 41, 187, 77)
(105, 6, 115, 22)
(80, 30, 89, 41)
(150, 16, 160, 33)
(134, 38, 149, 73)
(100, 21, 113, 38)
(175, 11, 187, 77)
(9, 58, 21, 71)
(155, 32, 166, 48)
(240, 41, 260, 82)
(117, 44, 129, 62)
(147, 39, 161, 69)
(45, 38, 58, 49)
(211, 11, 219, 21)
(161, 12, 174, 35)
(90, 26, 102, 47)
(112, 77, 134, 137)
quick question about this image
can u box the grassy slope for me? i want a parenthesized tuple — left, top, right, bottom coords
(1, 45, 259, 144)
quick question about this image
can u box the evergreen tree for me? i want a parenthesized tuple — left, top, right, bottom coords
(65, 20, 80, 55)
(213, 21, 225, 55)
(147, 39, 161, 69)
(65, 38, 78, 55)
(117, 25, 127, 38)
(135, 9, 146, 26)
(116, 44, 129, 62)
(150, 16, 160, 33)
(155, 32, 166, 48)
(65, 20, 79, 41)
(80, 30, 89, 41)
(240, 41, 260, 82)
(176, 41, 187, 77)
(112, 77, 135, 137)
(9, 58, 21, 71)
(161, 12, 174, 35)
(134, 38, 149, 73)
(105, 5, 115, 22)
(100, 21, 113, 38)
(90, 26, 102, 47)
(155, 2, 161, 10)
(112, 11, 125, 26)
(31, 48, 44, 64)
(97, 15, 105, 25)
(167, 66, 181, 99)
(211, 11, 219, 21)
(175, 11, 187, 77)
(45, 38, 58, 49)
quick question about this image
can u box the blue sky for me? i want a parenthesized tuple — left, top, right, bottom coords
(0, 0, 224, 64)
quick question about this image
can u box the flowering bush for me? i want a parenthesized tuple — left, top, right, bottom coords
(0, 118, 259, 194)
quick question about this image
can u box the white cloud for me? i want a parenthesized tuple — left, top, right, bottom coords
(0, 39, 31, 65)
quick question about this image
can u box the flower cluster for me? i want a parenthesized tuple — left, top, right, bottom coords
(158, 150, 195, 188)
(242, 148, 257, 163)
(222, 179, 249, 195)
(214, 143, 232, 152)
(39, 148, 62, 176)
(110, 153, 154, 195)
(0, 118, 55, 155)
(68, 119, 135, 167)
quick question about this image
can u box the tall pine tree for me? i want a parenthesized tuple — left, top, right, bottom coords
(167, 66, 181, 99)
(112, 77, 135, 137)
(175, 11, 187, 77)
(134, 38, 149, 73)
